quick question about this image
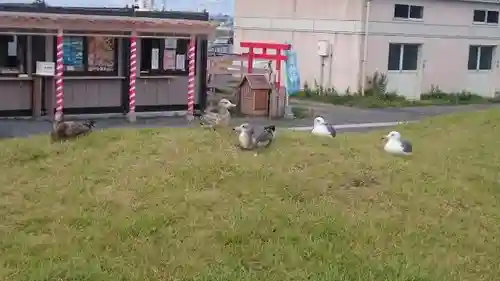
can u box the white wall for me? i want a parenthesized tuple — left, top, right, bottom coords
(234, 0, 500, 97)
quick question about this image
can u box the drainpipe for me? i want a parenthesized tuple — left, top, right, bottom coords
(327, 37, 333, 89)
(360, 0, 372, 96)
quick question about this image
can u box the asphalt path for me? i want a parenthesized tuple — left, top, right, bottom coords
(0, 103, 497, 139)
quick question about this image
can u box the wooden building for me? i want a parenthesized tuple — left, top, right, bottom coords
(238, 74, 272, 117)
(0, 3, 215, 117)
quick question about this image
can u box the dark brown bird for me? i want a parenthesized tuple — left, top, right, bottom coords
(51, 112, 96, 142)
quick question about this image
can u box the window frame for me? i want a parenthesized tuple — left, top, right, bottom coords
(0, 34, 28, 77)
(473, 9, 499, 24)
(139, 37, 190, 77)
(54, 36, 119, 77)
(393, 4, 424, 20)
(387, 43, 420, 72)
(468, 45, 496, 71)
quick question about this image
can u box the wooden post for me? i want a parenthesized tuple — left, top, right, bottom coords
(55, 30, 64, 119)
(186, 37, 196, 121)
(128, 33, 137, 122)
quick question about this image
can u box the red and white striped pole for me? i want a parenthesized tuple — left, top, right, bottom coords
(186, 37, 196, 121)
(55, 30, 64, 119)
(128, 34, 137, 122)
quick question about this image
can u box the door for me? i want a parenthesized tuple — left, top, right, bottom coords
(386, 43, 422, 100)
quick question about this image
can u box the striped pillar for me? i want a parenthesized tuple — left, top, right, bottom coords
(186, 38, 196, 121)
(55, 30, 64, 118)
(128, 35, 137, 122)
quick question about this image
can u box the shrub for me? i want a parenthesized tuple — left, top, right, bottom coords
(421, 85, 487, 104)
(296, 78, 493, 107)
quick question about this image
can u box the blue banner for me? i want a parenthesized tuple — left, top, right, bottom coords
(284, 47, 301, 96)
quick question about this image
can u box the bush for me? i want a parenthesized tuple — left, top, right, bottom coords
(295, 76, 493, 108)
(421, 85, 487, 104)
(295, 72, 410, 107)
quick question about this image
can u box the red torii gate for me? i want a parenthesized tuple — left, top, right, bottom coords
(240, 41, 291, 89)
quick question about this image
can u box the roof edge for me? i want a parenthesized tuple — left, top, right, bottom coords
(0, 3, 210, 21)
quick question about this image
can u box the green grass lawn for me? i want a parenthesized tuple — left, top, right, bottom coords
(1, 109, 500, 281)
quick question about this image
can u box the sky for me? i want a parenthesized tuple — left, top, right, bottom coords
(0, 0, 234, 14)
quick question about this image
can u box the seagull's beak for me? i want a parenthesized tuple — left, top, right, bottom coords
(228, 102, 236, 108)
(381, 136, 387, 140)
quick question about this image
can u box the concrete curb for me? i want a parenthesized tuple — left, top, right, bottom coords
(287, 121, 415, 131)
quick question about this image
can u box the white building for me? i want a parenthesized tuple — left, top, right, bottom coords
(133, 0, 155, 11)
(234, 0, 500, 99)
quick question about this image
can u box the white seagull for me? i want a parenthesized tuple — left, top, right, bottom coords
(311, 116, 336, 138)
(382, 131, 413, 155)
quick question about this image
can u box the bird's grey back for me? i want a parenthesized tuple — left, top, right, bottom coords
(326, 123, 336, 137)
(400, 139, 412, 153)
(253, 125, 274, 147)
(254, 129, 273, 143)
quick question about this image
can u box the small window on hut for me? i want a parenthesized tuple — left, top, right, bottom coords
(87, 37, 116, 72)
(0, 35, 27, 76)
(62, 36, 85, 72)
(140, 37, 190, 75)
(60, 36, 118, 76)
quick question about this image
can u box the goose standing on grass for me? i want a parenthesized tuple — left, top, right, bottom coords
(233, 123, 276, 150)
(194, 99, 236, 130)
(51, 112, 96, 142)
(382, 131, 413, 156)
(311, 116, 336, 137)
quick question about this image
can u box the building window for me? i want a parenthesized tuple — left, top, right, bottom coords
(473, 10, 499, 24)
(388, 43, 420, 71)
(394, 4, 424, 20)
(60, 36, 118, 75)
(0, 35, 27, 76)
(87, 37, 116, 72)
(140, 37, 189, 75)
(468, 45, 495, 70)
(63, 36, 84, 72)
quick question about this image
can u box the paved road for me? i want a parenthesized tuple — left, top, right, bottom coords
(0, 116, 391, 139)
(0, 103, 497, 139)
(290, 99, 500, 124)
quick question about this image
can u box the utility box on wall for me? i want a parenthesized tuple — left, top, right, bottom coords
(317, 41, 330, 57)
(238, 74, 272, 116)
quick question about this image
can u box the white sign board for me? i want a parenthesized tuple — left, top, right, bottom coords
(36, 61, 55, 76)
(151, 48, 159, 70)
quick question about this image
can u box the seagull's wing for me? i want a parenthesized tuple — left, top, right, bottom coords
(326, 123, 336, 137)
(65, 121, 93, 137)
(400, 139, 413, 153)
(201, 112, 219, 124)
(254, 128, 274, 148)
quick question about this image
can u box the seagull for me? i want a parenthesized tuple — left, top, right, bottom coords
(382, 131, 413, 155)
(194, 99, 236, 130)
(233, 123, 276, 150)
(255, 125, 276, 148)
(234, 123, 254, 150)
(311, 116, 336, 137)
(51, 112, 96, 142)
